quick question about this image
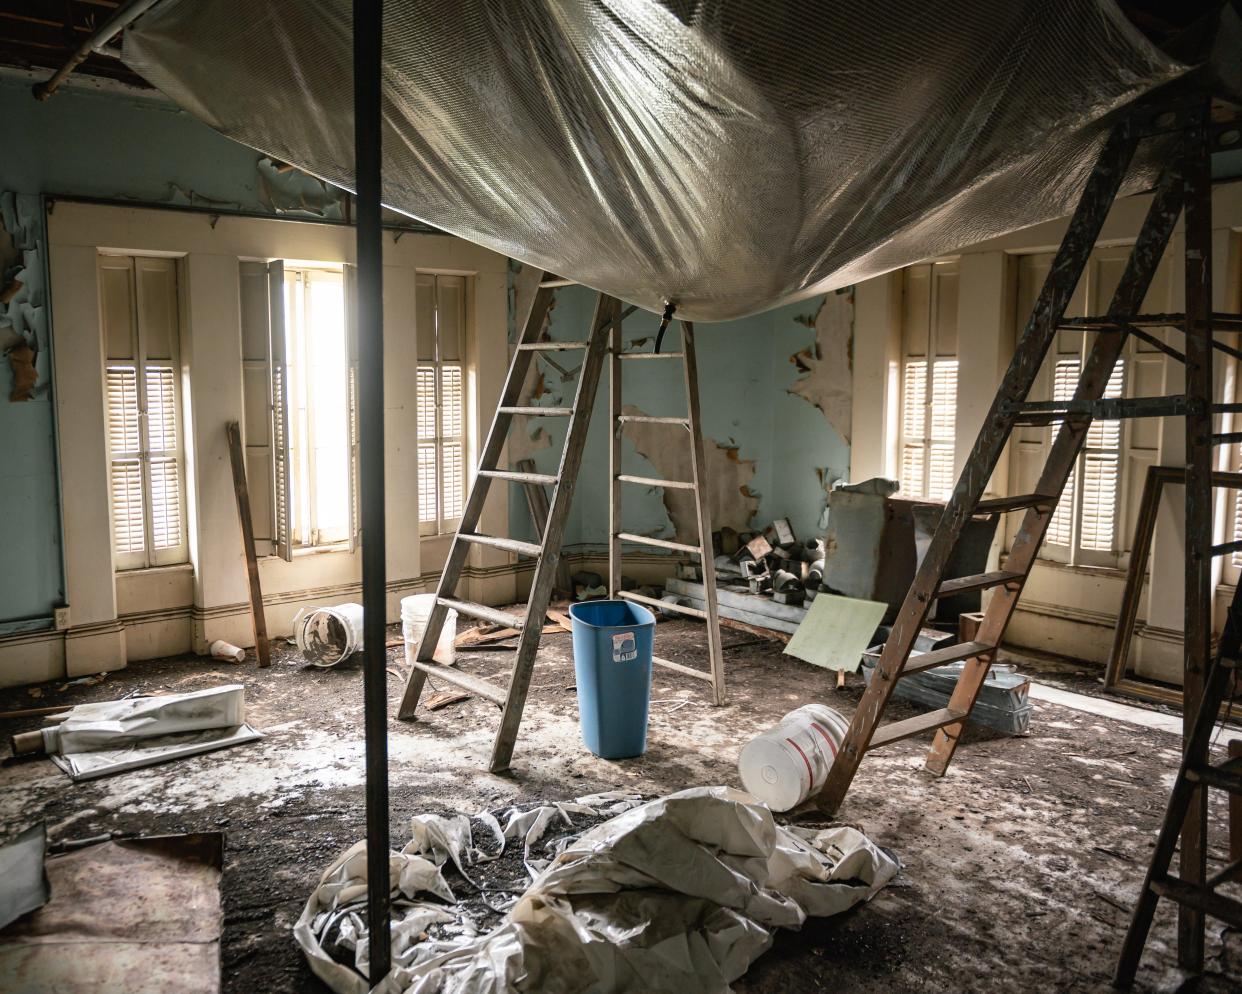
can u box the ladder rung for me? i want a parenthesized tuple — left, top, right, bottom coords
(901, 641, 997, 677)
(1212, 540, 1242, 558)
(438, 597, 526, 630)
(539, 278, 577, 288)
(1062, 312, 1242, 330)
(617, 351, 684, 360)
(616, 474, 696, 491)
(619, 589, 707, 619)
(615, 531, 700, 554)
(868, 708, 968, 749)
(1186, 761, 1242, 794)
(479, 469, 559, 486)
(975, 493, 1058, 515)
(517, 341, 587, 351)
(459, 532, 543, 557)
(499, 406, 573, 417)
(1005, 397, 1186, 420)
(1149, 874, 1242, 929)
(1213, 432, 1242, 446)
(410, 660, 507, 706)
(616, 415, 690, 426)
(937, 571, 1024, 597)
(652, 654, 715, 682)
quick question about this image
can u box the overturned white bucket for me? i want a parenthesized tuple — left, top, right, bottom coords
(738, 703, 849, 812)
(292, 603, 364, 668)
(401, 594, 457, 668)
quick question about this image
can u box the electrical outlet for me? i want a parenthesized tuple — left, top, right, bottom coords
(53, 605, 70, 630)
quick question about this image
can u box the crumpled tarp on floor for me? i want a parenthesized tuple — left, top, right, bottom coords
(295, 786, 898, 994)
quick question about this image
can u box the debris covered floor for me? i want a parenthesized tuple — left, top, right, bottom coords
(1, 620, 1236, 993)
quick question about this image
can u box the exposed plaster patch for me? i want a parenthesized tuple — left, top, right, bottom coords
(788, 288, 853, 443)
(621, 404, 759, 539)
(256, 157, 346, 218)
(0, 192, 48, 401)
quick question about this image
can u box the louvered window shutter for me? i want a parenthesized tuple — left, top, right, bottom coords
(268, 260, 293, 562)
(343, 264, 361, 552)
(107, 365, 146, 565)
(900, 359, 927, 498)
(417, 364, 438, 532)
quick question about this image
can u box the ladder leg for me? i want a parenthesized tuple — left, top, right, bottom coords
(813, 124, 1139, 815)
(395, 276, 553, 720)
(608, 313, 622, 596)
(681, 321, 725, 704)
(1178, 110, 1214, 972)
(925, 160, 1185, 775)
(489, 295, 620, 772)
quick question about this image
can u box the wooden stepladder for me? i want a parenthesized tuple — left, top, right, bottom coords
(397, 278, 725, 769)
(815, 95, 1229, 827)
(608, 317, 726, 703)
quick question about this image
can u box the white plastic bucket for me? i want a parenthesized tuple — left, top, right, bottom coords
(401, 594, 457, 668)
(738, 703, 850, 812)
(209, 639, 246, 663)
(292, 602, 364, 668)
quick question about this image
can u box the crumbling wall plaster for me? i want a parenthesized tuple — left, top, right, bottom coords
(788, 288, 854, 443)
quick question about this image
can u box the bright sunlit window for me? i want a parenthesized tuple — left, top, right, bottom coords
(285, 268, 351, 548)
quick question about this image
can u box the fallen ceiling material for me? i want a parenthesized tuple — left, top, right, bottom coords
(122, 0, 1187, 321)
(295, 786, 898, 994)
(0, 832, 225, 994)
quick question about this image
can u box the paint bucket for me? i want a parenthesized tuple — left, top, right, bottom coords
(292, 603, 364, 668)
(738, 703, 849, 812)
(401, 594, 457, 668)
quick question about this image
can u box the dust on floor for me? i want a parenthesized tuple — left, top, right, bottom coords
(0, 619, 1238, 993)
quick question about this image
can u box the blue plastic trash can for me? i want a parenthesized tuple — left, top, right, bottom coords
(568, 600, 655, 759)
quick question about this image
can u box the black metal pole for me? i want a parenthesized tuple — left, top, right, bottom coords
(353, 0, 390, 982)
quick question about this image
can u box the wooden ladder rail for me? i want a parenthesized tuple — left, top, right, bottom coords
(396, 281, 625, 773)
(608, 319, 726, 703)
(814, 115, 1184, 814)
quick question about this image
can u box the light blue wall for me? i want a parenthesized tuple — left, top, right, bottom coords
(0, 77, 851, 632)
(508, 281, 851, 553)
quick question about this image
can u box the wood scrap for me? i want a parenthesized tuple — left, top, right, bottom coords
(425, 691, 470, 711)
(719, 617, 791, 644)
(0, 705, 73, 721)
(545, 609, 574, 633)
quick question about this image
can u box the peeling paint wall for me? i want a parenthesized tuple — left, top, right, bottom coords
(506, 267, 853, 553)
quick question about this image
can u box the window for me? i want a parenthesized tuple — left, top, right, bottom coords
(1009, 246, 1170, 567)
(899, 261, 959, 500)
(99, 255, 188, 570)
(415, 274, 466, 536)
(238, 260, 358, 559)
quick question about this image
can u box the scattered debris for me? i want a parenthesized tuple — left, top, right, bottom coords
(424, 691, 471, 712)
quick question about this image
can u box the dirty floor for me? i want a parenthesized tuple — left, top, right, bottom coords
(1, 619, 1239, 993)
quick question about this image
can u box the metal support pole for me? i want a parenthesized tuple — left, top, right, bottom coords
(353, 0, 390, 982)
(1179, 103, 1214, 973)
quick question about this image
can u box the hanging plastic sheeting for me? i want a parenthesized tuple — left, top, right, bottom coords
(294, 786, 899, 994)
(121, 1, 1190, 321)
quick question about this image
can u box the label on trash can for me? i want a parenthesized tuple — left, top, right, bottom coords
(611, 632, 637, 662)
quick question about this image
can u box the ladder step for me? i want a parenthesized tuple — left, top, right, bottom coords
(1213, 432, 1242, 446)
(901, 640, 997, 677)
(975, 493, 1058, 515)
(1149, 874, 1242, 929)
(409, 660, 508, 706)
(499, 406, 573, 417)
(619, 588, 707, 619)
(652, 654, 715, 682)
(616, 474, 696, 491)
(615, 531, 701, 554)
(1212, 540, 1242, 558)
(1185, 759, 1242, 794)
(438, 597, 526, 630)
(869, 708, 968, 749)
(617, 351, 684, 360)
(517, 342, 587, 351)
(539, 277, 577, 288)
(479, 469, 559, 486)
(459, 532, 543, 557)
(937, 570, 1024, 597)
(616, 415, 690, 426)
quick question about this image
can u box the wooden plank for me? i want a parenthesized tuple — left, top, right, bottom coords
(868, 708, 966, 749)
(682, 321, 726, 704)
(900, 640, 995, 677)
(665, 577, 809, 624)
(439, 598, 525, 630)
(619, 588, 708, 619)
(458, 532, 542, 557)
(225, 421, 270, 668)
(615, 531, 700, 554)
(719, 616, 792, 644)
(409, 661, 506, 706)
(652, 655, 714, 682)
(616, 474, 696, 490)
(936, 570, 1023, 597)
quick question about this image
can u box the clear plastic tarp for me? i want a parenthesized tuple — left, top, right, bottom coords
(124, 1, 1188, 321)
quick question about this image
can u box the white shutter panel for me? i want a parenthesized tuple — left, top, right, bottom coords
(900, 359, 927, 498)
(1078, 360, 1125, 559)
(928, 359, 958, 500)
(343, 263, 361, 552)
(106, 366, 146, 565)
(268, 260, 294, 562)
(417, 364, 437, 534)
(440, 364, 464, 524)
(144, 365, 186, 560)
